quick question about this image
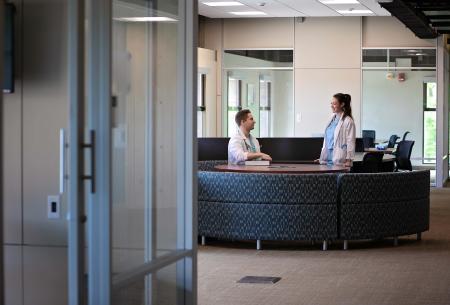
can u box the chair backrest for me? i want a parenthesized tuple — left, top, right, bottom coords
(395, 140, 414, 171)
(361, 152, 384, 173)
(363, 137, 374, 149)
(387, 134, 399, 148)
(362, 130, 376, 140)
(402, 131, 410, 141)
(355, 138, 365, 152)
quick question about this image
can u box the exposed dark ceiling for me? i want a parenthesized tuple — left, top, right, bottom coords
(378, 0, 450, 39)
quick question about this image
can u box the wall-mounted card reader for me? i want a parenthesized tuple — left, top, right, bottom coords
(47, 195, 60, 219)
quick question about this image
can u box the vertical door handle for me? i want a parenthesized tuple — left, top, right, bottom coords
(59, 128, 66, 194)
(82, 130, 95, 193)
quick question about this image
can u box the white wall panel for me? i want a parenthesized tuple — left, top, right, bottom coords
(295, 17, 361, 69)
(4, 245, 23, 305)
(23, 246, 67, 305)
(22, 0, 68, 246)
(3, 0, 23, 245)
(295, 68, 361, 137)
(223, 18, 294, 49)
(363, 17, 435, 48)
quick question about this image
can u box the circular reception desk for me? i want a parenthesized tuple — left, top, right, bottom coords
(197, 161, 430, 251)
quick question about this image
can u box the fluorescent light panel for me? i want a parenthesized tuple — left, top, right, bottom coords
(320, 0, 360, 4)
(337, 9, 374, 14)
(230, 11, 267, 15)
(114, 17, 177, 22)
(203, 1, 244, 6)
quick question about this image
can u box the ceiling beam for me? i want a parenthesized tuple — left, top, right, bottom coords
(378, 0, 438, 38)
(426, 15, 450, 20)
(431, 21, 450, 27)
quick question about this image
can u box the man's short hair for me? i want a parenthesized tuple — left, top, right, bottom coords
(235, 109, 251, 126)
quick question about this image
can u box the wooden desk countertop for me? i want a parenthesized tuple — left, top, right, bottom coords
(214, 163, 350, 174)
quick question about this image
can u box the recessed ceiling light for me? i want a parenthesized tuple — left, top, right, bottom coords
(230, 11, 267, 15)
(320, 0, 360, 4)
(337, 9, 374, 14)
(114, 17, 177, 22)
(203, 1, 244, 6)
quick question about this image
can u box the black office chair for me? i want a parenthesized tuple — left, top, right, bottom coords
(363, 137, 374, 149)
(402, 131, 410, 141)
(387, 134, 400, 148)
(395, 140, 414, 171)
(357, 152, 384, 173)
(362, 130, 376, 140)
(362, 130, 376, 148)
(355, 138, 365, 152)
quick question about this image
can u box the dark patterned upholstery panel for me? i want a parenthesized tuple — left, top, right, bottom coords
(199, 201, 338, 240)
(340, 199, 429, 239)
(198, 172, 339, 205)
(339, 170, 430, 204)
(198, 160, 227, 171)
(339, 171, 430, 240)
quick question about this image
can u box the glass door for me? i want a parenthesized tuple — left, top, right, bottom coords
(68, 0, 196, 304)
(0, 1, 5, 302)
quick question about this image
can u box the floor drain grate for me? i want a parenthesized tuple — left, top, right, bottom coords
(237, 276, 281, 284)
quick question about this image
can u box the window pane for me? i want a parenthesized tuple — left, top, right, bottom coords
(197, 73, 203, 107)
(389, 49, 436, 68)
(260, 110, 269, 137)
(224, 68, 293, 137)
(224, 49, 293, 68)
(197, 111, 204, 138)
(112, 0, 183, 275)
(362, 49, 387, 67)
(228, 77, 240, 107)
(362, 70, 436, 169)
(423, 111, 436, 164)
(228, 110, 238, 137)
(426, 82, 436, 109)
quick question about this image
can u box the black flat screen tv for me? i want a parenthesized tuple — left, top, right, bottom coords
(3, 4, 14, 94)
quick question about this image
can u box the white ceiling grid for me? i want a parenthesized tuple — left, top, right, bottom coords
(199, 0, 391, 18)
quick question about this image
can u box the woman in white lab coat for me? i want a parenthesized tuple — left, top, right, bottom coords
(318, 93, 356, 167)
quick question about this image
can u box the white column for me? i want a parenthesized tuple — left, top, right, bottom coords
(436, 37, 449, 187)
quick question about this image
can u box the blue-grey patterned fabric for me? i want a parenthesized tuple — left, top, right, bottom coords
(197, 169, 430, 244)
(198, 172, 339, 205)
(198, 172, 339, 240)
(199, 201, 337, 240)
(198, 160, 227, 171)
(338, 170, 430, 240)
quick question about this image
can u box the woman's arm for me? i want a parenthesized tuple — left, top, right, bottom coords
(344, 118, 356, 166)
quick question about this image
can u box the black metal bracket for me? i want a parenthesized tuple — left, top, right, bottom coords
(81, 130, 96, 193)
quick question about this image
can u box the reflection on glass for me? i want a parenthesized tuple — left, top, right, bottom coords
(362, 49, 387, 67)
(198, 73, 206, 137)
(259, 78, 271, 137)
(423, 111, 436, 164)
(362, 48, 436, 68)
(112, 261, 181, 305)
(426, 82, 436, 108)
(423, 82, 436, 164)
(389, 49, 436, 68)
(223, 50, 294, 137)
(112, 0, 181, 276)
(362, 70, 436, 171)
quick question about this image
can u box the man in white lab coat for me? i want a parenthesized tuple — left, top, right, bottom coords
(228, 109, 272, 165)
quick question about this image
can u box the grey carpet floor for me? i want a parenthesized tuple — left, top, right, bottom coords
(198, 188, 450, 305)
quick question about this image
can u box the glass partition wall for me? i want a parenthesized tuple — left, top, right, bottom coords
(362, 48, 437, 185)
(223, 49, 294, 137)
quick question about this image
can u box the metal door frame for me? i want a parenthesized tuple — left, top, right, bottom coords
(0, 1, 5, 303)
(67, 0, 197, 303)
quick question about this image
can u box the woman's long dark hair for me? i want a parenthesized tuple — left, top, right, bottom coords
(333, 93, 353, 119)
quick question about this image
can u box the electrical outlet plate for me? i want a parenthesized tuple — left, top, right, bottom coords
(47, 195, 60, 219)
